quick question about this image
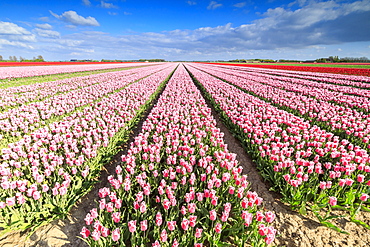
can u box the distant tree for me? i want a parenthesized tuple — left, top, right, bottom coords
(9, 56, 17, 61)
(339, 56, 370, 63)
(328, 56, 340, 63)
(37, 55, 44, 61)
(0, 55, 3, 61)
(20, 56, 25, 61)
(315, 58, 328, 63)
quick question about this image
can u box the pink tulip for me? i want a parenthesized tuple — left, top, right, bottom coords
(167, 221, 176, 231)
(188, 203, 196, 213)
(189, 215, 197, 227)
(112, 228, 120, 242)
(152, 241, 161, 247)
(195, 228, 203, 238)
(141, 220, 148, 231)
(91, 229, 101, 241)
(209, 210, 217, 221)
(215, 222, 222, 233)
(80, 227, 90, 238)
(160, 229, 168, 242)
(156, 212, 163, 226)
(329, 196, 337, 206)
(101, 227, 110, 237)
(128, 220, 137, 233)
(265, 211, 275, 223)
(181, 218, 189, 231)
(360, 193, 369, 202)
(112, 212, 121, 223)
(172, 239, 179, 247)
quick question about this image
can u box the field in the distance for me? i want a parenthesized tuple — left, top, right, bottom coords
(205, 62, 370, 76)
(221, 62, 370, 68)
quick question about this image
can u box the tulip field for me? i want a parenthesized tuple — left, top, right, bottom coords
(0, 62, 369, 246)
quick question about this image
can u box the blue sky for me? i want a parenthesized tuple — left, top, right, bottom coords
(0, 0, 369, 61)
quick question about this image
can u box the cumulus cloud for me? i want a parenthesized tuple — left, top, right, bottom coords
(34, 28, 61, 39)
(35, 23, 53, 30)
(0, 22, 36, 50)
(207, 1, 222, 10)
(187, 1, 197, 5)
(0, 21, 36, 44)
(0, 21, 32, 35)
(50, 10, 100, 26)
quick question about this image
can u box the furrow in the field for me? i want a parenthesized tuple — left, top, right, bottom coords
(193, 63, 370, 112)
(187, 63, 370, 152)
(0, 63, 177, 232)
(80, 63, 276, 246)
(0, 64, 172, 150)
(185, 63, 370, 231)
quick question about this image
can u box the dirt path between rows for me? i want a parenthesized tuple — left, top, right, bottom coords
(1, 72, 370, 247)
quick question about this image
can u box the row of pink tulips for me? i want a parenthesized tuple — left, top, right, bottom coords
(194, 63, 370, 112)
(0, 65, 155, 111)
(0, 63, 155, 80)
(0, 64, 173, 149)
(232, 66, 370, 97)
(81, 64, 276, 247)
(0, 64, 176, 232)
(186, 64, 369, 232)
(212, 64, 370, 86)
(188, 64, 370, 151)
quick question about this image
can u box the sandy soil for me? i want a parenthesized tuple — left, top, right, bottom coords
(1, 84, 369, 247)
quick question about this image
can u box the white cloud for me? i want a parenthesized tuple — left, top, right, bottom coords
(38, 17, 50, 22)
(34, 28, 61, 39)
(0, 21, 31, 35)
(0, 39, 34, 49)
(35, 23, 53, 30)
(187, 1, 197, 5)
(82, 0, 91, 6)
(207, 1, 222, 10)
(50, 10, 100, 26)
(234, 2, 246, 8)
(57, 39, 84, 47)
(0, 21, 36, 44)
(100, 1, 119, 9)
(123, 12, 132, 15)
